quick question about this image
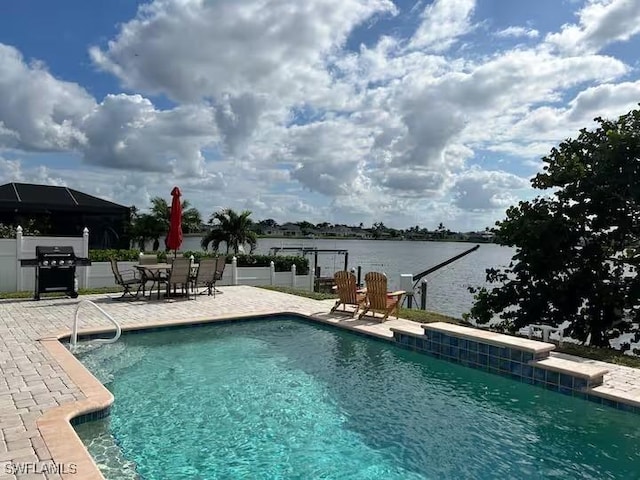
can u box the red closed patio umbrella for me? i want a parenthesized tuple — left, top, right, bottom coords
(166, 186, 183, 257)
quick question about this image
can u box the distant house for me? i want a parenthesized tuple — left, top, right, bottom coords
(332, 225, 355, 237)
(481, 231, 495, 241)
(278, 222, 302, 236)
(0, 182, 131, 249)
(354, 230, 373, 239)
(463, 231, 495, 243)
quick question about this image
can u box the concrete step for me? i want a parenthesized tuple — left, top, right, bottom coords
(421, 322, 556, 357)
(531, 356, 608, 388)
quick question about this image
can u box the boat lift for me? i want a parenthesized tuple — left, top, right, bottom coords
(405, 244, 480, 309)
(269, 247, 349, 291)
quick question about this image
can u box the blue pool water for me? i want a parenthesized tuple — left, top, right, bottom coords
(75, 316, 640, 479)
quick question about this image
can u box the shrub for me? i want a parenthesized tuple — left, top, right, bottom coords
(89, 249, 141, 262)
(230, 254, 309, 275)
(0, 220, 41, 238)
(179, 250, 217, 262)
(90, 249, 309, 274)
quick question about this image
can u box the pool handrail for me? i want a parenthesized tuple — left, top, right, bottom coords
(70, 300, 122, 351)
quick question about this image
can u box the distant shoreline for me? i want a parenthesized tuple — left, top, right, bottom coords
(183, 233, 494, 244)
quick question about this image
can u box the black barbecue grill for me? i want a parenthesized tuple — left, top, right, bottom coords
(20, 246, 91, 300)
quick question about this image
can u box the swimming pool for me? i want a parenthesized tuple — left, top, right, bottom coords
(74, 316, 640, 479)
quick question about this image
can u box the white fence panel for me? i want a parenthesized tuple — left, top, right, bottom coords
(0, 239, 17, 292)
(217, 269, 232, 286)
(236, 266, 271, 286)
(214, 266, 312, 290)
(273, 271, 313, 291)
(273, 272, 291, 286)
(86, 261, 137, 289)
(0, 230, 318, 293)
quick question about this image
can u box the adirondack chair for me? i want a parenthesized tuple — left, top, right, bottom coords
(358, 272, 405, 322)
(330, 271, 366, 317)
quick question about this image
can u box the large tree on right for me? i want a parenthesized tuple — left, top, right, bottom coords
(467, 107, 640, 348)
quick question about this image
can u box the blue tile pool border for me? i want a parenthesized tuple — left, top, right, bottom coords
(70, 406, 111, 426)
(393, 330, 639, 415)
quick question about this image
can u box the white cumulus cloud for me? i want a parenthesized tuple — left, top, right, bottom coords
(546, 0, 640, 54)
(2, 0, 640, 229)
(495, 26, 540, 39)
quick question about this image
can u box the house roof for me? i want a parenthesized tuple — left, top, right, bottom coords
(0, 183, 129, 213)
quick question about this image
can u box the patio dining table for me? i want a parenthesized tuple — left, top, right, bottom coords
(133, 263, 199, 299)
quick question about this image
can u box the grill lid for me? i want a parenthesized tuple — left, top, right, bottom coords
(21, 245, 91, 267)
(36, 246, 75, 257)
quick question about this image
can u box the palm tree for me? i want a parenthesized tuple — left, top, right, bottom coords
(201, 208, 257, 254)
(130, 214, 165, 251)
(129, 196, 202, 251)
(181, 205, 203, 234)
(149, 196, 203, 234)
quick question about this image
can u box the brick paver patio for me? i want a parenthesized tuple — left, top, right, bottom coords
(1, 286, 639, 479)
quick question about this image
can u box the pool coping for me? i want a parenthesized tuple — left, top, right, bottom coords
(391, 325, 609, 381)
(37, 339, 112, 480)
(35, 309, 639, 479)
(420, 322, 556, 354)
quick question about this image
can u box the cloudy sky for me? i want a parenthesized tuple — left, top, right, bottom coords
(1, 0, 640, 231)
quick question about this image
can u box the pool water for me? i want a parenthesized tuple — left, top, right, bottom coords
(75, 317, 640, 479)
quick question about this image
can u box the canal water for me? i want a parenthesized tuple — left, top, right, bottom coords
(181, 237, 515, 319)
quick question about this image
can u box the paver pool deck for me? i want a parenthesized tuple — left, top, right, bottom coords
(1, 286, 640, 479)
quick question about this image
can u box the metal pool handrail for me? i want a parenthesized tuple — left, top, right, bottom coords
(71, 300, 122, 352)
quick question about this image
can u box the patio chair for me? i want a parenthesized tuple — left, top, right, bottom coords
(138, 254, 169, 296)
(212, 256, 227, 294)
(358, 272, 405, 322)
(330, 271, 366, 317)
(191, 257, 218, 297)
(165, 257, 194, 300)
(109, 258, 144, 300)
(139, 254, 158, 265)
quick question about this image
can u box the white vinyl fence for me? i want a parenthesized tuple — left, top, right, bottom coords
(0, 227, 313, 293)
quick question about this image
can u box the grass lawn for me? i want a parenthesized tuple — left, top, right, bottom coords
(258, 285, 463, 324)
(259, 285, 640, 369)
(258, 285, 339, 301)
(555, 343, 640, 368)
(0, 287, 123, 299)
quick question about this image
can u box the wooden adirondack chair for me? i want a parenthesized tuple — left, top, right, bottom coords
(358, 272, 405, 321)
(330, 271, 366, 317)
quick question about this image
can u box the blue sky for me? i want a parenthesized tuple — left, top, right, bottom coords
(1, 0, 640, 230)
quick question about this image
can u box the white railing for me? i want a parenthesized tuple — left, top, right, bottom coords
(70, 300, 121, 352)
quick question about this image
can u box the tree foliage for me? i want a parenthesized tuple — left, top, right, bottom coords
(149, 196, 203, 234)
(0, 220, 41, 238)
(130, 196, 203, 251)
(467, 107, 640, 348)
(201, 208, 257, 254)
(129, 210, 165, 251)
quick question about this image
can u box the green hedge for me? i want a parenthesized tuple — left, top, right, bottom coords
(231, 254, 309, 275)
(89, 250, 309, 274)
(89, 249, 141, 262)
